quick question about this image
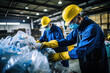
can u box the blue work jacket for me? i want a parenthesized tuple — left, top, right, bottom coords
(39, 24, 67, 52)
(39, 24, 69, 67)
(58, 17, 108, 73)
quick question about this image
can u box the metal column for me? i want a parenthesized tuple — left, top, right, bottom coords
(31, 19, 34, 29)
(100, 14, 102, 28)
(107, 11, 109, 29)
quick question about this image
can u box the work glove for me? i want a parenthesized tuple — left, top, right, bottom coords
(49, 51, 71, 62)
(36, 40, 41, 43)
(40, 40, 58, 49)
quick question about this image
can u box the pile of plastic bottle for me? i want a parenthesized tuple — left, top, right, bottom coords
(0, 31, 51, 73)
(0, 31, 73, 73)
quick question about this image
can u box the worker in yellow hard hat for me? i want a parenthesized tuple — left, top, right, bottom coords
(36, 16, 69, 67)
(40, 4, 108, 73)
(36, 16, 51, 43)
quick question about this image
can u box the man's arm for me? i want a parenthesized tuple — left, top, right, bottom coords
(39, 31, 47, 42)
(69, 27, 97, 59)
(40, 29, 78, 49)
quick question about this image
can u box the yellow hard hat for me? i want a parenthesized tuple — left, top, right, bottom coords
(62, 4, 82, 26)
(41, 16, 51, 28)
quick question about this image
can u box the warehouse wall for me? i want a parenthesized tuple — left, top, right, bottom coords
(0, 26, 5, 30)
(89, 12, 110, 31)
(0, 23, 30, 32)
(89, 12, 110, 38)
(54, 21, 64, 27)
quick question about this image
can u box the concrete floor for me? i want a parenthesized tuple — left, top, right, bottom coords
(69, 58, 110, 73)
(69, 59, 81, 73)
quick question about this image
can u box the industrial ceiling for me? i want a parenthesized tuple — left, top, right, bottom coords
(0, 0, 109, 23)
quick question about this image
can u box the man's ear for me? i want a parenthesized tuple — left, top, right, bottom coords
(77, 15, 82, 24)
(78, 15, 81, 21)
(50, 23, 52, 27)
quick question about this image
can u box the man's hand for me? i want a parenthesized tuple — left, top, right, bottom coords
(49, 53, 61, 62)
(40, 40, 59, 49)
(36, 40, 41, 43)
(40, 42, 50, 49)
(49, 51, 71, 62)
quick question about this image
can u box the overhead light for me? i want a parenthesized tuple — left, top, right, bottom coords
(58, 1, 62, 4)
(44, 9, 47, 12)
(0, 22, 6, 25)
(23, 20, 25, 22)
(25, 7, 28, 9)
(7, 22, 20, 25)
(16, 15, 20, 16)
(34, 18, 41, 23)
(78, 2, 86, 6)
(53, 11, 62, 15)
(27, 16, 30, 19)
(20, 12, 23, 14)
(36, 13, 39, 15)
(91, 7, 99, 9)
(47, 15, 52, 17)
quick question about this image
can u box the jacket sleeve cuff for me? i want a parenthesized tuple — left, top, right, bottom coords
(69, 47, 78, 59)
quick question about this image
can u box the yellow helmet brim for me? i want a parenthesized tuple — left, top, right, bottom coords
(41, 24, 48, 28)
(65, 21, 70, 26)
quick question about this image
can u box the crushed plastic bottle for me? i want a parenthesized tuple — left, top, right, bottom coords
(3, 50, 51, 73)
(0, 31, 51, 73)
(0, 31, 73, 73)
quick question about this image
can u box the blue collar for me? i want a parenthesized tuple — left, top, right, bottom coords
(78, 16, 93, 31)
(48, 24, 55, 33)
